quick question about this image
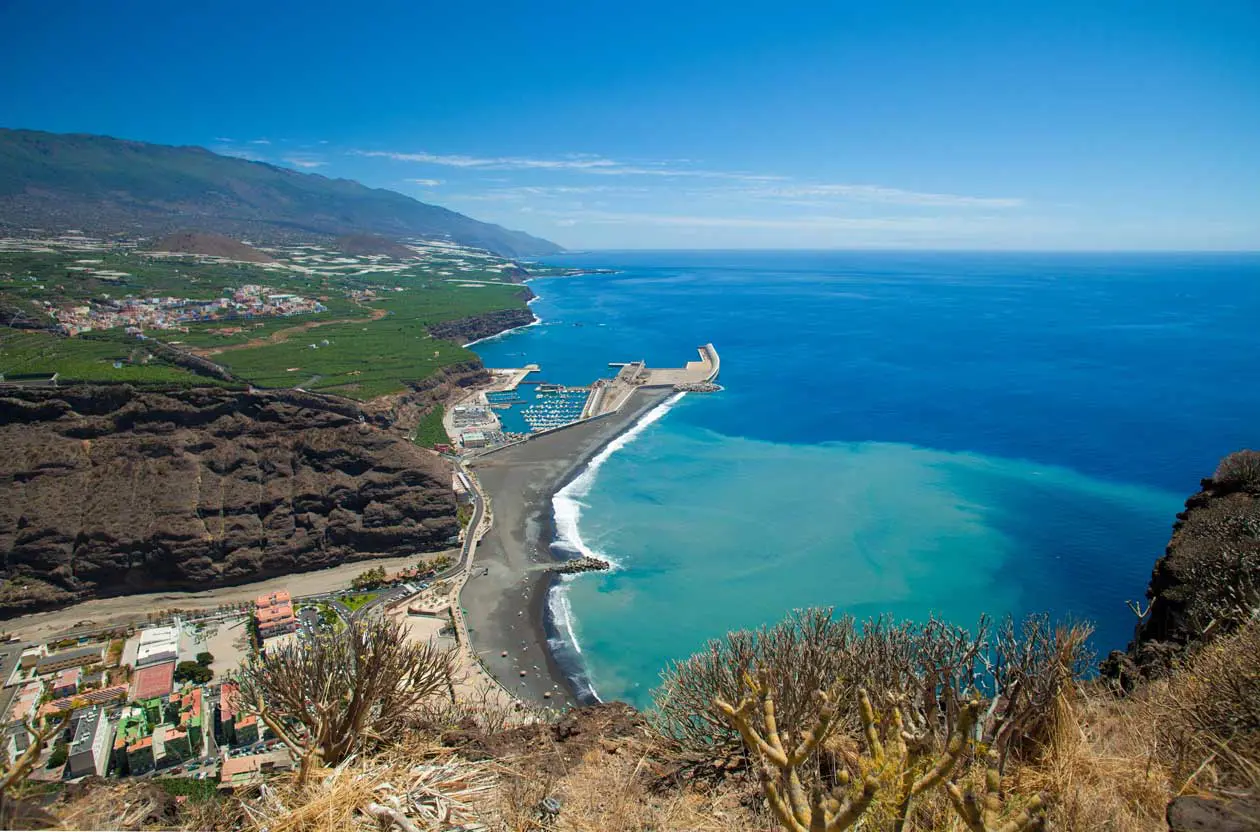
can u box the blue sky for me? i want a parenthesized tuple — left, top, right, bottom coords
(2, 0, 1258, 250)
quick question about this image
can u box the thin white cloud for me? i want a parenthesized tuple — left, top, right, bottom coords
(445, 185, 649, 201)
(743, 183, 1024, 208)
(213, 136, 234, 142)
(284, 157, 326, 169)
(356, 149, 618, 169)
(250, 138, 272, 145)
(354, 147, 1022, 209)
(217, 148, 267, 162)
(405, 178, 444, 186)
(540, 209, 1011, 234)
(352, 149, 781, 180)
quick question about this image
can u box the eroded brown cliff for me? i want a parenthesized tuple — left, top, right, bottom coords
(1104, 450, 1260, 684)
(427, 301, 536, 346)
(0, 385, 458, 618)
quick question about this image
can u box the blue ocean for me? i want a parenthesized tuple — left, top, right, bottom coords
(471, 251, 1260, 707)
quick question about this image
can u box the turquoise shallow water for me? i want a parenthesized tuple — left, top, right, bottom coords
(472, 251, 1260, 707)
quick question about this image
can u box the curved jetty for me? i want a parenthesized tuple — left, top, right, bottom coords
(456, 344, 720, 454)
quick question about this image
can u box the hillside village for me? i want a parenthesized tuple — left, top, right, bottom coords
(47, 285, 326, 337)
(0, 560, 453, 794)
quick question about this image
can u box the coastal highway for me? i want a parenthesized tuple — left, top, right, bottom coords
(315, 482, 484, 625)
(448, 464, 486, 581)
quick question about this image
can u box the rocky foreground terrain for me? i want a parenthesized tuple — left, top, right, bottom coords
(0, 385, 457, 617)
(1104, 450, 1260, 684)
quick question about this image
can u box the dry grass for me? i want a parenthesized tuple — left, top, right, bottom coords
(237, 749, 499, 832)
(51, 780, 191, 831)
(1013, 622, 1260, 831)
(1149, 618, 1260, 792)
(1017, 686, 1171, 831)
(494, 738, 764, 832)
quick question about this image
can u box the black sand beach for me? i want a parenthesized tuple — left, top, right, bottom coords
(461, 389, 673, 706)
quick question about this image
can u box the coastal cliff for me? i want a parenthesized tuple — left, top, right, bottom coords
(368, 359, 491, 436)
(0, 385, 458, 618)
(1104, 450, 1260, 684)
(428, 295, 536, 345)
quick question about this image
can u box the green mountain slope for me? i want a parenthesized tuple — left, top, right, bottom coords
(0, 129, 561, 257)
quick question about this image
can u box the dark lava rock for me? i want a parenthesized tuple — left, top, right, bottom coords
(0, 385, 457, 618)
(442, 702, 645, 777)
(1104, 455, 1260, 683)
(427, 305, 535, 345)
(1167, 795, 1260, 831)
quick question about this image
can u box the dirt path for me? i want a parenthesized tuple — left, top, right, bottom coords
(3, 551, 455, 644)
(193, 305, 388, 356)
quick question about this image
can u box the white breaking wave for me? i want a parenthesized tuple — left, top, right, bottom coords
(552, 391, 684, 569)
(548, 580, 582, 654)
(461, 313, 542, 348)
(547, 391, 686, 699)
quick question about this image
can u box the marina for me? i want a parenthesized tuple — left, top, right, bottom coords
(442, 344, 721, 452)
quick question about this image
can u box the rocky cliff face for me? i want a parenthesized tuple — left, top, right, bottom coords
(366, 360, 489, 437)
(1104, 450, 1260, 684)
(428, 301, 536, 346)
(0, 385, 458, 618)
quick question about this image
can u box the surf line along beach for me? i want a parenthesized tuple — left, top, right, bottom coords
(461, 346, 720, 705)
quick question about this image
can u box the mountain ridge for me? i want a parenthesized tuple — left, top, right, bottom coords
(0, 128, 562, 258)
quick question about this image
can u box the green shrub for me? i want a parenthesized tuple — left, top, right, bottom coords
(46, 741, 68, 769)
(413, 404, 448, 448)
(174, 661, 213, 684)
(155, 776, 219, 803)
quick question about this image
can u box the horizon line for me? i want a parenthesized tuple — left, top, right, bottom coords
(542, 247, 1260, 255)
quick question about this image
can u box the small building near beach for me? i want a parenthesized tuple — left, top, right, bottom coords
(255, 590, 298, 638)
(36, 645, 103, 675)
(52, 667, 81, 698)
(135, 626, 180, 668)
(460, 430, 487, 448)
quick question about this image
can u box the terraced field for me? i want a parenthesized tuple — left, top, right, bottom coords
(0, 235, 535, 399)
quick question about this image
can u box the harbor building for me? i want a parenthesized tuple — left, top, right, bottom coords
(460, 430, 488, 448)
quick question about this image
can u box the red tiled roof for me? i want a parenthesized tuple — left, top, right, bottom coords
(255, 590, 291, 609)
(220, 755, 263, 778)
(132, 661, 175, 700)
(256, 603, 295, 624)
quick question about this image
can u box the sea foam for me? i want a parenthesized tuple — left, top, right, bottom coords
(546, 391, 686, 700)
(461, 313, 542, 348)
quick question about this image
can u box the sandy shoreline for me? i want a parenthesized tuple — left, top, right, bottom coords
(462, 389, 673, 706)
